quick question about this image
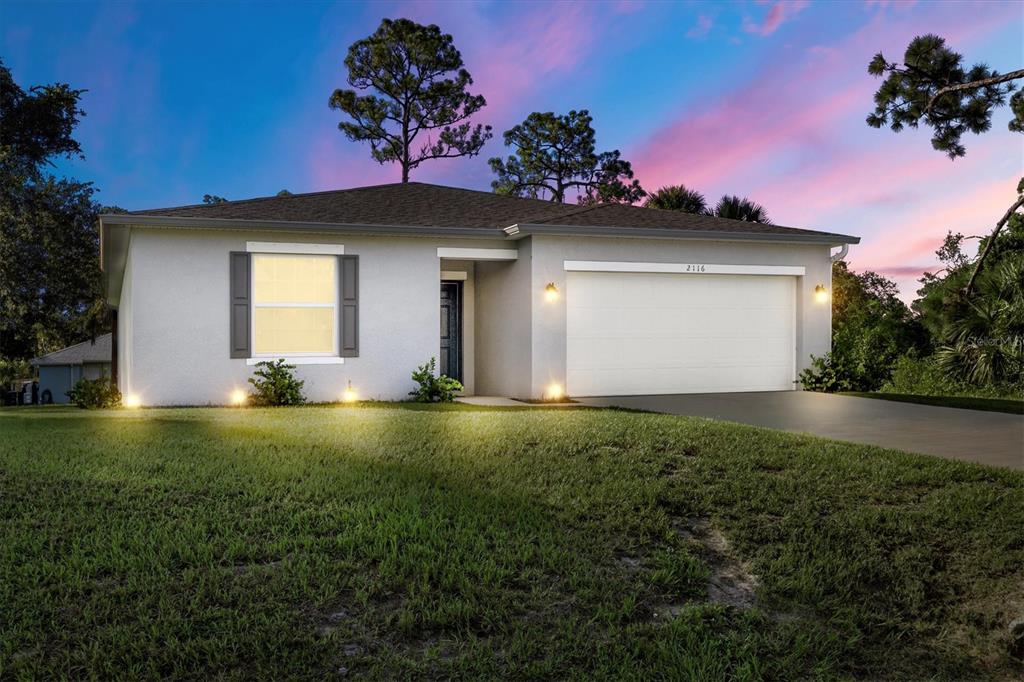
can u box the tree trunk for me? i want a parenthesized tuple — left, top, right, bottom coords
(401, 163, 409, 183)
(964, 192, 1024, 295)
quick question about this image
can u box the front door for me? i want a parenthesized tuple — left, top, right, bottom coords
(440, 281, 462, 382)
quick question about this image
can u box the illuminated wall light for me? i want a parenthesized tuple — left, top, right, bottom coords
(814, 284, 829, 304)
(231, 389, 247, 406)
(546, 382, 564, 401)
(341, 380, 359, 403)
(544, 282, 560, 303)
(123, 394, 141, 409)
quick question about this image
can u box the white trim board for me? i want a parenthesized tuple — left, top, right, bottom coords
(563, 260, 806, 276)
(437, 247, 517, 261)
(246, 356, 344, 366)
(247, 241, 345, 255)
(441, 270, 468, 281)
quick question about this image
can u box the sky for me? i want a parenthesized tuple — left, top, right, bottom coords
(3, 0, 1023, 302)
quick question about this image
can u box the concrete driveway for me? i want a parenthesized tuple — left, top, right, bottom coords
(578, 392, 1024, 470)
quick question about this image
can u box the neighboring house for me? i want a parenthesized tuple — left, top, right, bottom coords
(99, 182, 859, 406)
(31, 334, 113, 404)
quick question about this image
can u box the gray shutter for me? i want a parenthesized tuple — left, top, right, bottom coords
(229, 252, 251, 358)
(339, 255, 358, 357)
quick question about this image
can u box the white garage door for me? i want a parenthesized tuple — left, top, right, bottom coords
(566, 271, 795, 396)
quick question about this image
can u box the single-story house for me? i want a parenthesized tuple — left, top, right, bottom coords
(99, 182, 859, 406)
(31, 333, 113, 404)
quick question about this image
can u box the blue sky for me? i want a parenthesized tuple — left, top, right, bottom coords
(3, 0, 1022, 300)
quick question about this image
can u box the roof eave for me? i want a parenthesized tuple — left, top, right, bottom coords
(504, 223, 860, 246)
(100, 214, 510, 239)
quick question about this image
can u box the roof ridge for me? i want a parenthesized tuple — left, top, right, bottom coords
(122, 181, 417, 215)
(123, 181, 577, 217)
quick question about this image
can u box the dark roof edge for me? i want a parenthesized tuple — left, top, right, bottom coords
(505, 223, 861, 245)
(98, 214, 508, 239)
(30, 334, 112, 366)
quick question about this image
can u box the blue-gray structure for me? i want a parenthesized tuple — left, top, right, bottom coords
(31, 334, 112, 404)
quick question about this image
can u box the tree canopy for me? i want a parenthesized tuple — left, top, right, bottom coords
(329, 18, 492, 183)
(202, 194, 228, 204)
(641, 183, 772, 223)
(867, 34, 1022, 159)
(712, 195, 772, 224)
(489, 110, 645, 204)
(0, 59, 84, 178)
(1, 60, 108, 361)
(644, 185, 708, 214)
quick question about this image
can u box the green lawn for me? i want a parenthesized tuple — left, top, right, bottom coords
(2, 405, 1022, 680)
(842, 392, 1024, 415)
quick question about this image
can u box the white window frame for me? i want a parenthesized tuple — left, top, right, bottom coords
(246, 244, 345, 365)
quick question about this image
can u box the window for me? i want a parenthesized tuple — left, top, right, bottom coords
(252, 254, 337, 355)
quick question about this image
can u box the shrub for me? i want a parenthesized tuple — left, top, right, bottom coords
(883, 353, 1023, 400)
(798, 353, 857, 393)
(0, 357, 32, 387)
(67, 377, 121, 409)
(409, 357, 463, 402)
(248, 360, 305, 406)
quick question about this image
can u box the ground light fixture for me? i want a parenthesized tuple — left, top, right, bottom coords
(544, 282, 559, 303)
(342, 380, 359, 403)
(231, 389, 247, 406)
(814, 284, 829, 303)
(123, 394, 141, 408)
(546, 382, 564, 401)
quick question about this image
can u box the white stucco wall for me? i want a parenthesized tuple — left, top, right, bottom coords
(114, 226, 836, 405)
(117, 227, 501, 405)
(473, 240, 533, 398)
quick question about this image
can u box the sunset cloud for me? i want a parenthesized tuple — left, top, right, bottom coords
(742, 1, 809, 36)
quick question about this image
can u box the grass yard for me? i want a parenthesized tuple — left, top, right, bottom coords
(842, 392, 1024, 415)
(2, 404, 1022, 680)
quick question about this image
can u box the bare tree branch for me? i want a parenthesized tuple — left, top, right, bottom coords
(927, 68, 1024, 114)
(964, 192, 1024, 294)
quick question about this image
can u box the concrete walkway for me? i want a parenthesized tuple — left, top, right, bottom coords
(456, 396, 580, 408)
(578, 392, 1024, 470)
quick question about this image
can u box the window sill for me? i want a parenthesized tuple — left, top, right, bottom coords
(246, 356, 344, 366)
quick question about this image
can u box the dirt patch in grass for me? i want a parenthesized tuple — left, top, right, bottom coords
(672, 518, 759, 610)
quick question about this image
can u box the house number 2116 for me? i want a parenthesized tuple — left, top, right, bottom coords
(685, 264, 707, 272)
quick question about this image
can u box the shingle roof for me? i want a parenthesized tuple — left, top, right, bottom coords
(125, 182, 855, 241)
(31, 334, 112, 366)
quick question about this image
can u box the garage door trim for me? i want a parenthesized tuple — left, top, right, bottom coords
(564, 260, 805, 276)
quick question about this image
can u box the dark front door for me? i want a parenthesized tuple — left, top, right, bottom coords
(440, 281, 462, 381)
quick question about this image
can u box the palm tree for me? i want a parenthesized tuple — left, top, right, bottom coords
(936, 252, 1024, 386)
(644, 185, 709, 214)
(713, 195, 772, 224)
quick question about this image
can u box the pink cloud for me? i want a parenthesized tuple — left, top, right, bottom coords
(625, 1, 1018, 301)
(743, 1, 809, 36)
(686, 14, 714, 39)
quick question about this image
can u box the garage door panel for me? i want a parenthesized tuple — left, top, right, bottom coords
(566, 271, 795, 396)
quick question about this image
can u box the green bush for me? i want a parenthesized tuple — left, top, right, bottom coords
(248, 360, 306, 406)
(883, 353, 1022, 400)
(798, 353, 857, 393)
(67, 377, 121, 409)
(0, 357, 32, 387)
(409, 357, 463, 402)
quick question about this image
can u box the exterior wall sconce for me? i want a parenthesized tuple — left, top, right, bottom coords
(544, 282, 560, 303)
(814, 284, 829, 303)
(341, 380, 359, 403)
